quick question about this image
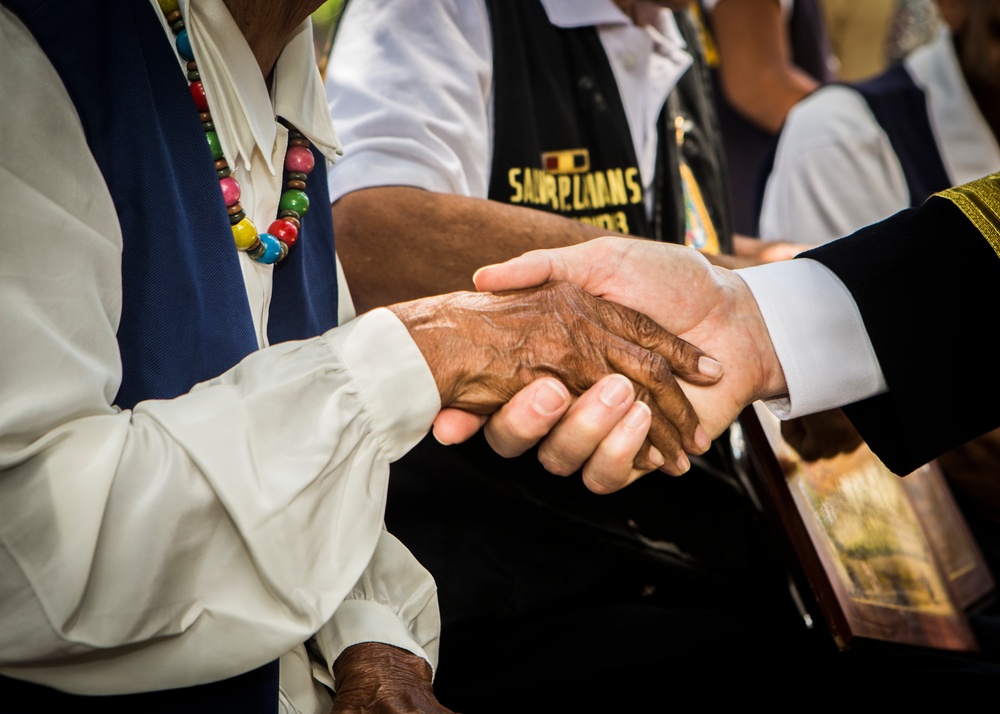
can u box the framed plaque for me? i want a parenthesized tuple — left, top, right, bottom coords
(738, 403, 995, 652)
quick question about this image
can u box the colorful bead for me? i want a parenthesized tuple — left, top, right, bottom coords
(190, 81, 208, 111)
(162, 3, 313, 265)
(206, 131, 223, 160)
(284, 145, 315, 174)
(232, 217, 259, 250)
(176, 29, 193, 60)
(279, 189, 310, 216)
(268, 219, 299, 248)
(255, 233, 283, 264)
(219, 176, 241, 206)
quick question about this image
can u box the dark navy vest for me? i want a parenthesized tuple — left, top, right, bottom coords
(485, 0, 732, 252)
(853, 63, 952, 205)
(3, 0, 340, 709)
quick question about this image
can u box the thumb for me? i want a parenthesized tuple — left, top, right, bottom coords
(473, 248, 561, 293)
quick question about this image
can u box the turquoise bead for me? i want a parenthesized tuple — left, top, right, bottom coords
(279, 189, 310, 216)
(255, 233, 283, 264)
(206, 131, 223, 160)
(176, 29, 194, 61)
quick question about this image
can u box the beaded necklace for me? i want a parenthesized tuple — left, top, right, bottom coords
(157, 0, 313, 264)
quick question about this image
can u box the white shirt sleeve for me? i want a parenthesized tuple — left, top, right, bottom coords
(0, 9, 440, 695)
(757, 85, 909, 244)
(325, 0, 493, 202)
(736, 259, 887, 418)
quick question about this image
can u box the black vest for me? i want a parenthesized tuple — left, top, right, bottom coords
(384, 1, 781, 634)
(486, 0, 733, 253)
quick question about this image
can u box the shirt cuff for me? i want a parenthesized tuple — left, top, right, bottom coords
(735, 258, 887, 418)
(324, 308, 440, 461)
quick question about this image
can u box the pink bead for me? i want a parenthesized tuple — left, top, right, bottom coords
(219, 176, 241, 206)
(284, 145, 315, 174)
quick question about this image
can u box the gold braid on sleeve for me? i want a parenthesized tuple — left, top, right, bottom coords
(935, 173, 1000, 258)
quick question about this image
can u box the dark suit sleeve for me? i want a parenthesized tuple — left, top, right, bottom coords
(798, 195, 1000, 476)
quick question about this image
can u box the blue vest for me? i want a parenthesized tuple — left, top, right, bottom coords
(3, 0, 340, 709)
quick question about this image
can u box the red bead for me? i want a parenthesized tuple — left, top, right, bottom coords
(268, 219, 299, 248)
(284, 145, 315, 174)
(190, 81, 209, 111)
(219, 176, 241, 206)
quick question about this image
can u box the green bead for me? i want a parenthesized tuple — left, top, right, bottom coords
(206, 131, 223, 161)
(279, 189, 310, 216)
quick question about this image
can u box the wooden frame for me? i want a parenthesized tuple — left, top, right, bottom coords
(738, 403, 994, 652)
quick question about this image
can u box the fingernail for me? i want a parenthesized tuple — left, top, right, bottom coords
(472, 265, 496, 286)
(432, 427, 453, 446)
(698, 356, 723, 378)
(534, 380, 568, 415)
(648, 445, 665, 467)
(600, 375, 633, 408)
(694, 425, 710, 452)
(676, 452, 690, 474)
(622, 401, 650, 429)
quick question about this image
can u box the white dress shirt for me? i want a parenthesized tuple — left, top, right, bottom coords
(325, 0, 694, 218)
(0, 0, 440, 702)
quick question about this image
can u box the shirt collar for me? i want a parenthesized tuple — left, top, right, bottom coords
(539, 0, 687, 53)
(175, 0, 342, 174)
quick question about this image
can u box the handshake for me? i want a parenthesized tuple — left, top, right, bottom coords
(388, 236, 789, 494)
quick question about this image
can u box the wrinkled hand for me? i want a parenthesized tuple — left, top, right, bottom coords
(780, 408, 864, 461)
(388, 281, 721, 483)
(331, 643, 452, 714)
(472, 237, 788, 445)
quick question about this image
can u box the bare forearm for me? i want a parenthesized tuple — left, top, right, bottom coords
(711, 0, 819, 133)
(333, 186, 624, 312)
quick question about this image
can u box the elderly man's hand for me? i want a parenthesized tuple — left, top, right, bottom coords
(331, 642, 452, 713)
(389, 281, 722, 487)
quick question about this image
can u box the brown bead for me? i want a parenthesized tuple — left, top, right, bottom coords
(247, 239, 266, 260)
(283, 216, 301, 230)
(227, 202, 244, 216)
(289, 137, 310, 148)
(166, 10, 181, 24)
(199, 111, 212, 123)
(279, 209, 301, 221)
(286, 179, 307, 190)
(214, 158, 229, 171)
(187, 60, 198, 72)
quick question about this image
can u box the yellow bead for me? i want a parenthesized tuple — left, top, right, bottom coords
(232, 217, 259, 250)
(157, 0, 180, 14)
